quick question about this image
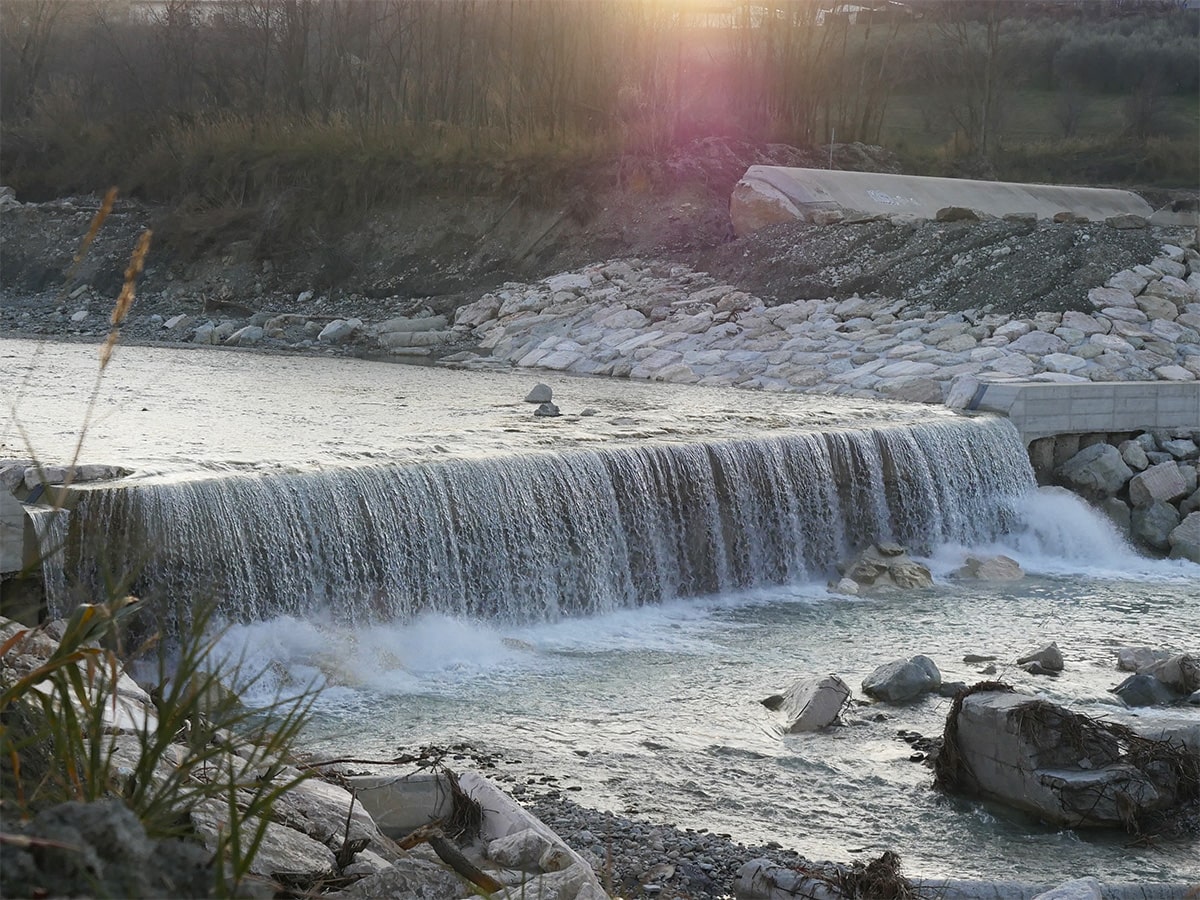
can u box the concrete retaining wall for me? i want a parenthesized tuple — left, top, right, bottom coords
(0, 492, 24, 574)
(730, 167, 1157, 235)
(967, 381, 1200, 445)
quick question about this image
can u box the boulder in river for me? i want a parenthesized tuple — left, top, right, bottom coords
(955, 555, 1023, 581)
(1142, 653, 1200, 695)
(1111, 673, 1181, 707)
(1116, 646, 1172, 672)
(935, 686, 1199, 829)
(525, 383, 553, 403)
(862, 656, 941, 703)
(1016, 642, 1064, 674)
(839, 543, 932, 591)
(779, 675, 851, 733)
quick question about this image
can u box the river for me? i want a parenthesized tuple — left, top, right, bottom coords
(4, 337, 1198, 884)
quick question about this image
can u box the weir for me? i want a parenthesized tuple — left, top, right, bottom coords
(49, 416, 1034, 627)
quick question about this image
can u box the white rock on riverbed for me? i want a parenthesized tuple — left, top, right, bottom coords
(319, 318, 363, 343)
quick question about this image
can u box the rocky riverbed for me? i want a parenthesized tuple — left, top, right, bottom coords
(2, 188, 1198, 399)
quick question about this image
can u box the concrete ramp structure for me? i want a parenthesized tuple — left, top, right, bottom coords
(730, 166, 1156, 236)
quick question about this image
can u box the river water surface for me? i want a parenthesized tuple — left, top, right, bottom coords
(4, 338, 1198, 884)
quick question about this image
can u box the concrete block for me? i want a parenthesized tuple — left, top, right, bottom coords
(0, 492, 25, 574)
(973, 381, 1200, 444)
(343, 772, 451, 837)
(731, 167, 1153, 236)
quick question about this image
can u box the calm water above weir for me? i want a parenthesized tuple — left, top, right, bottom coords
(4, 338, 1199, 884)
(2, 338, 954, 472)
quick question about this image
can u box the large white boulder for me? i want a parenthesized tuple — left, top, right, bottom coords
(487, 827, 555, 871)
(780, 675, 851, 733)
(938, 690, 1194, 828)
(190, 797, 336, 881)
(319, 319, 360, 343)
(457, 771, 607, 899)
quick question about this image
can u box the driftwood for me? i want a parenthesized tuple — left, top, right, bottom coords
(397, 825, 503, 894)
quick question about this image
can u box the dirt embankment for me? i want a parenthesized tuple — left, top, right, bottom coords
(0, 137, 1194, 343)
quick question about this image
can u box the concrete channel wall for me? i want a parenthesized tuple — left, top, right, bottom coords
(729, 166, 1167, 235)
(968, 380, 1200, 445)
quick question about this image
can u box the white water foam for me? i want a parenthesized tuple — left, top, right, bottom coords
(928, 486, 1198, 582)
(211, 589, 813, 708)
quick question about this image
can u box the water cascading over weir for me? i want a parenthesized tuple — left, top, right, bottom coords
(49, 417, 1033, 627)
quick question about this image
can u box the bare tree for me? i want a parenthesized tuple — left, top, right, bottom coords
(920, 0, 1013, 165)
(0, 0, 67, 117)
(1054, 81, 1088, 138)
(1123, 72, 1165, 140)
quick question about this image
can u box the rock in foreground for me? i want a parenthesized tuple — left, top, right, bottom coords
(779, 675, 851, 733)
(935, 686, 1200, 830)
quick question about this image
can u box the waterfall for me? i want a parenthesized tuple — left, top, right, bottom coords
(24, 505, 70, 619)
(57, 417, 1034, 626)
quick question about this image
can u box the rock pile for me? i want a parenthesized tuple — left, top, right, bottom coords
(447, 239, 1200, 403)
(1112, 651, 1200, 707)
(835, 542, 933, 591)
(1039, 432, 1200, 559)
(0, 614, 617, 900)
(1, 459, 130, 494)
(0, 800, 213, 898)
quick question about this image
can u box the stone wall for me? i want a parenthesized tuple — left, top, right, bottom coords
(1028, 429, 1200, 560)
(965, 380, 1200, 443)
(449, 239, 1200, 401)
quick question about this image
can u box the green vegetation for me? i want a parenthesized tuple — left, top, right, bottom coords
(1, 1, 1196, 208)
(0, 595, 319, 896)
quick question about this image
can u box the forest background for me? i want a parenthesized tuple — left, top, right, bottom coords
(2, 0, 1197, 222)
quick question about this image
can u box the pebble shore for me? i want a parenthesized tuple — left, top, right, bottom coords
(525, 793, 809, 899)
